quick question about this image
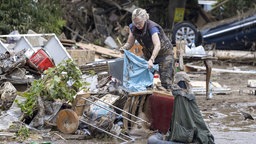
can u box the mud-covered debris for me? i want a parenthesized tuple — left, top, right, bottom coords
(0, 82, 17, 110)
(240, 111, 254, 120)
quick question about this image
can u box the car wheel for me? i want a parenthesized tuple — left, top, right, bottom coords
(172, 22, 202, 47)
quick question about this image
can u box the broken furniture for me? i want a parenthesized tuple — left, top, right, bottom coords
(55, 91, 147, 143)
(148, 91, 174, 134)
(122, 90, 175, 134)
(0, 33, 72, 84)
(0, 33, 71, 67)
(183, 55, 217, 100)
(175, 41, 217, 100)
(122, 91, 152, 131)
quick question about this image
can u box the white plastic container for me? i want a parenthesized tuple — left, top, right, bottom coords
(153, 73, 161, 89)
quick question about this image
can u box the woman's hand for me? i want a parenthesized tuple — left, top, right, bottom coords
(148, 59, 153, 69)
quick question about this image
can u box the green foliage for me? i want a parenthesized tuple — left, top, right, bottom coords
(212, 0, 256, 19)
(17, 59, 88, 117)
(16, 125, 30, 142)
(0, 0, 65, 34)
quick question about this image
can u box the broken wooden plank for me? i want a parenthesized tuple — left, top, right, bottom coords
(248, 79, 256, 88)
(239, 89, 256, 95)
(122, 97, 132, 130)
(130, 96, 140, 128)
(60, 39, 76, 44)
(97, 94, 120, 105)
(191, 81, 222, 88)
(186, 63, 256, 74)
(192, 87, 231, 95)
(208, 50, 256, 61)
(128, 91, 153, 96)
(175, 40, 186, 71)
(79, 61, 109, 74)
(0, 132, 15, 137)
(67, 49, 95, 66)
(76, 43, 122, 58)
(53, 132, 87, 140)
(190, 81, 231, 95)
(72, 91, 90, 116)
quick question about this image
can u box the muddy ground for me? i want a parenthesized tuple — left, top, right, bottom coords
(195, 61, 256, 144)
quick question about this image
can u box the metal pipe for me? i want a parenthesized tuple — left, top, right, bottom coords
(81, 97, 143, 127)
(91, 95, 149, 124)
(82, 114, 135, 142)
(120, 133, 135, 142)
(0, 33, 56, 37)
(79, 119, 128, 142)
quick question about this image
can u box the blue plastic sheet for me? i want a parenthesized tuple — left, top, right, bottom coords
(123, 50, 159, 92)
(89, 101, 114, 120)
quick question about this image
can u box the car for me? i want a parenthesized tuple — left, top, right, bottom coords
(172, 9, 256, 51)
(172, 21, 202, 47)
(201, 12, 256, 51)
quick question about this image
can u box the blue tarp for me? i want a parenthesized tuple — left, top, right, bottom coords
(123, 50, 159, 92)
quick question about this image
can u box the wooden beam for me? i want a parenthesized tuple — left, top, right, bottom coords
(185, 63, 256, 74)
(208, 50, 256, 61)
(76, 43, 122, 58)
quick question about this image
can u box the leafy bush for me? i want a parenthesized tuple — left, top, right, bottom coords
(212, 0, 256, 19)
(17, 59, 88, 117)
(0, 0, 65, 34)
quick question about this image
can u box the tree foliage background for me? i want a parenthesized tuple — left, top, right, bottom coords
(0, 0, 255, 35)
(212, 0, 256, 20)
(0, 0, 65, 35)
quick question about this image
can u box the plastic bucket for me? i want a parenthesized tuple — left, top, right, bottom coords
(28, 49, 54, 72)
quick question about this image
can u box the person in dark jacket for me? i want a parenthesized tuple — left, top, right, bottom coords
(120, 8, 174, 91)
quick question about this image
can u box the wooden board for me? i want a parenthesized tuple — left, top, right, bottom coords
(72, 92, 90, 116)
(76, 43, 122, 58)
(130, 96, 139, 127)
(186, 63, 256, 74)
(208, 50, 256, 61)
(98, 94, 120, 105)
(60, 39, 76, 44)
(122, 97, 132, 130)
(67, 49, 95, 66)
(128, 91, 153, 96)
(190, 80, 231, 95)
(248, 79, 256, 88)
(191, 81, 222, 88)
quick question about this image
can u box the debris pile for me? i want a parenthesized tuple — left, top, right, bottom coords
(0, 49, 35, 85)
(61, 0, 135, 46)
(0, 59, 156, 143)
(0, 40, 156, 143)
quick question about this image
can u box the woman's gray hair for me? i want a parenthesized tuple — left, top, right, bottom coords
(132, 8, 149, 21)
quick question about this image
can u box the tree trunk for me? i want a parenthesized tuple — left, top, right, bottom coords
(208, 50, 256, 61)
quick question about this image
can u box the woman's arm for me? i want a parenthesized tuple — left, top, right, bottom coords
(120, 29, 135, 51)
(148, 33, 161, 68)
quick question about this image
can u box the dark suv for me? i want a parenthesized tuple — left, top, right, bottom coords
(171, 6, 256, 51)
